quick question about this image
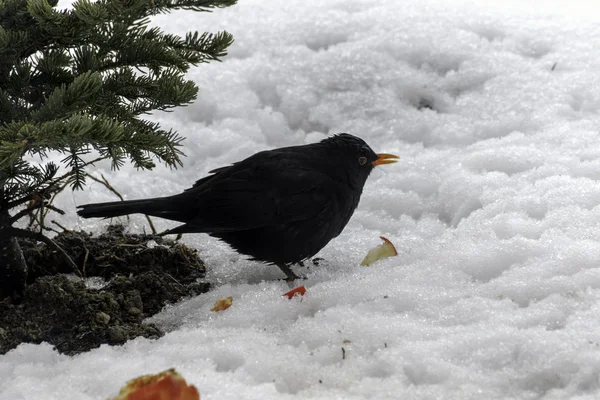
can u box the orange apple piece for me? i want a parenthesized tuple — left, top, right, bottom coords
(283, 285, 307, 299)
(111, 368, 199, 400)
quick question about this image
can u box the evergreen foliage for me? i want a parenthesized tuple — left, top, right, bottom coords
(0, 0, 236, 297)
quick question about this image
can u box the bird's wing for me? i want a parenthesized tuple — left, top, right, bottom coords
(186, 166, 231, 190)
(186, 150, 271, 190)
(176, 162, 338, 233)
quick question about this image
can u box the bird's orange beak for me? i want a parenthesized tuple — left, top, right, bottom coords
(373, 153, 400, 166)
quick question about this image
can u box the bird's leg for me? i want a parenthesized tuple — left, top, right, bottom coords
(276, 263, 300, 282)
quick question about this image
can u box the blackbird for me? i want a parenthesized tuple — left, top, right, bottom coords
(77, 133, 398, 280)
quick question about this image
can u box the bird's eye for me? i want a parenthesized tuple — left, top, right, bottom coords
(358, 156, 367, 166)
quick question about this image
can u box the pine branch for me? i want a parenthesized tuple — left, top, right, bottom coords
(147, 0, 236, 14)
(0, 160, 58, 204)
(0, 0, 235, 295)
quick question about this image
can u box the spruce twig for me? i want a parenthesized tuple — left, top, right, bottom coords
(0, 0, 236, 297)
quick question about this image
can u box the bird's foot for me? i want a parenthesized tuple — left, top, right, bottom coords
(295, 258, 324, 270)
(311, 257, 324, 266)
(276, 263, 304, 282)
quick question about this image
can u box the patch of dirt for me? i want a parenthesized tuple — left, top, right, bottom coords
(0, 225, 209, 355)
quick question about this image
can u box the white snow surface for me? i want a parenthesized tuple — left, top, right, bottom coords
(4, 0, 600, 399)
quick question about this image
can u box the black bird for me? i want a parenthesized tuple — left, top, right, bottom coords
(77, 133, 399, 280)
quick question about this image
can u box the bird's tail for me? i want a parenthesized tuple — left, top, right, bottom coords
(77, 198, 169, 219)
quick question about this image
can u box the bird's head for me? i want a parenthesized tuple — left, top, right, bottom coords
(321, 133, 399, 189)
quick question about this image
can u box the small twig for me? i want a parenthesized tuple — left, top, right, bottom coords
(112, 255, 126, 263)
(145, 215, 157, 234)
(51, 220, 70, 233)
(41, 203, 65, 215)
(82, 248, 89, 277)
(5, 227, 82, 277)
(85, 172, 124, 201)
(40, 180, 70, 230)
(27, 211, 39, 230)
(163, 273, 185, 294)
(164, 273, 183, 287)
(38, 201, 45, 233)
(342, 347, 346, 360)
(43, 226, 61, 234)
(10, 202, 63, 224)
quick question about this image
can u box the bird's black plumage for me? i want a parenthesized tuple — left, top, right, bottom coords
(77, 133, 398, 279)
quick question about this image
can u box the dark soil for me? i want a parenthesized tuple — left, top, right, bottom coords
(0, 225, 209, 355)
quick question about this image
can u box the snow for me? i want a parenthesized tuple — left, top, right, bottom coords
(3, 0, 600, 398)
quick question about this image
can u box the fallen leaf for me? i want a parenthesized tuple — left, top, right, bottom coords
(210, 296, 233, 312)
(110, 368, 199, 400)
(360, 236, 398, 266)
(283, 285, 307, 299)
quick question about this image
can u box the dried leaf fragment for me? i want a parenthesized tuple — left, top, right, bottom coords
(360, 236, 398, 266)
(283, 285, 307, 299)
(110, 368, 199, 400)
(210, 296, 233, 312)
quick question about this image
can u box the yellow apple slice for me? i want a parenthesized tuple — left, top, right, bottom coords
(360, 236, 398, 266)
(210, 296, 233, 312)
